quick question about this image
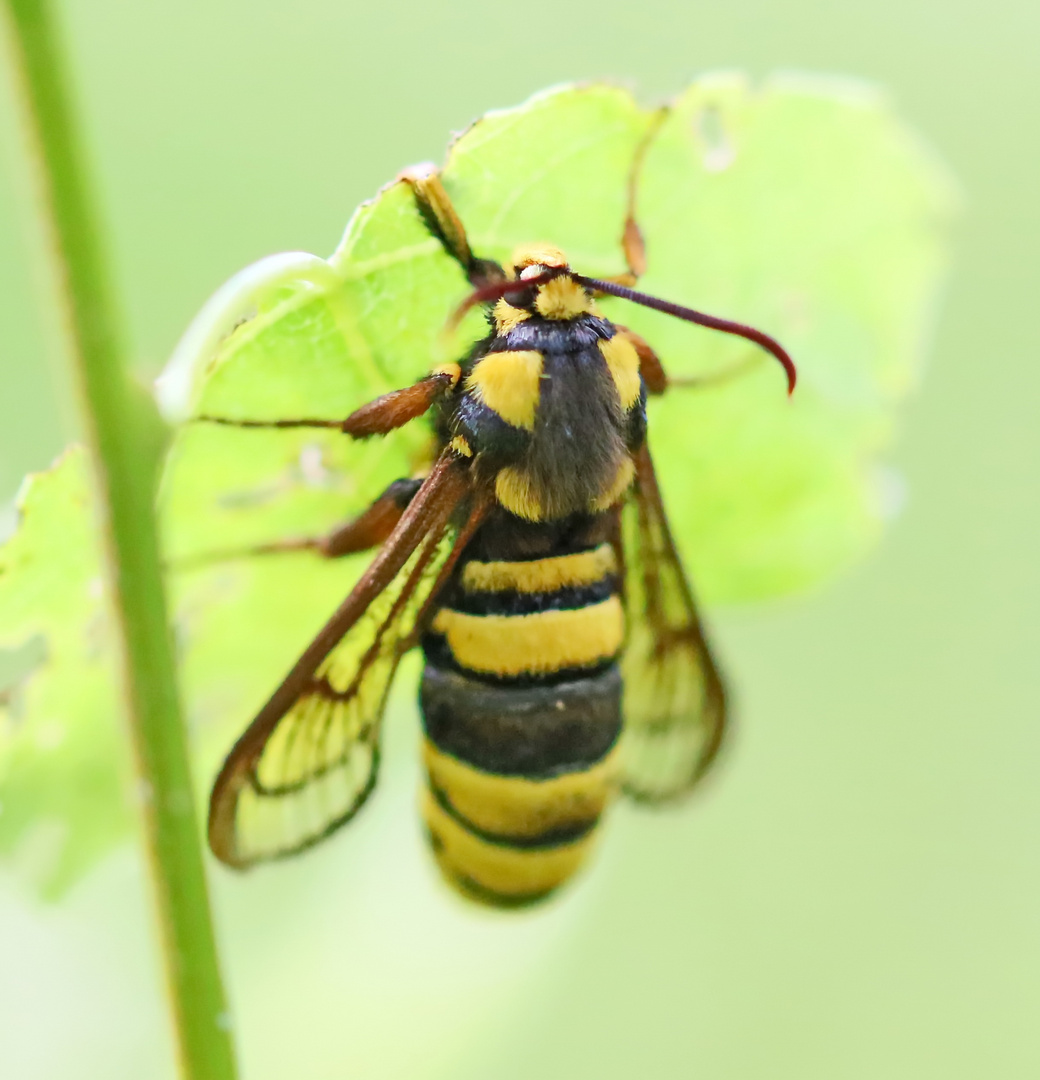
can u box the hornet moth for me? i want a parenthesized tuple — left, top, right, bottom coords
(198, 109, 795, 907)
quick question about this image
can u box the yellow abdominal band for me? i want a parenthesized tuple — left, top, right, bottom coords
(430, 597, 623, 678)
(461, 543, 616, 594)
(421, 537, 624, 903)
(422, 740, 621, 903)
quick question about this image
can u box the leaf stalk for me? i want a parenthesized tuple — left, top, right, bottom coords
(2, 2, 238, 1077)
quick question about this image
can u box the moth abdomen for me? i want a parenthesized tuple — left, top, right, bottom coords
(419, 532, 624, 905)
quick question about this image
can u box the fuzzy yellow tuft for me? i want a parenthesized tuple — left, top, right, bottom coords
(432, 361, 462, 388)
(495, 466, 544, 520)
(534, 276, 593, 320)
(493, 298, 531, 334)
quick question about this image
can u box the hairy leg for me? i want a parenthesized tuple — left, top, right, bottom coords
(171, 477, 424, 570)
(618, 325, 764, 397)
(196, 366, 460, 438)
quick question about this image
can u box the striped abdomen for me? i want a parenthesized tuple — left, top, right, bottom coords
(419, 536, 624, 906)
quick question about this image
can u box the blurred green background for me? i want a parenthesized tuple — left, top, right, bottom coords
(1, 1, 1038, 1078)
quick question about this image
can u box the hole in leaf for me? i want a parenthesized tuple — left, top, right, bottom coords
(693, 105, 736, 172)
(298, 443, 331, 487)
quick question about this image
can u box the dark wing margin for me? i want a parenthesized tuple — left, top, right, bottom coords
(615, 443, 728, 802)
(208, 452, 486, 868)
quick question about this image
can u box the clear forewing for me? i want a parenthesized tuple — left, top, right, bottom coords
(209, 457, 479, 866)
(617, 445, 727, 801)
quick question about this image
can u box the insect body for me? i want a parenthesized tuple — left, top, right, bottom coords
(206, 166, 795, 906)
(419, 248, 642, 902)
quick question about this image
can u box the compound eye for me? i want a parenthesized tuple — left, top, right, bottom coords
(519, 263, 548, 281)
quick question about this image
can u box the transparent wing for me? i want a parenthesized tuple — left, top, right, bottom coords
(615, 77, 955, 606)
(208, 456, 482, 866)
(618, 445, 728, 802)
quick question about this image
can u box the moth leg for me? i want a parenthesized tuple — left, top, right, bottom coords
(399, 163, 504, 286)
(195, 367, 460, 437)
(617, 326, 763, 396)
(614, 106, 671, 286)
(615, 327, 668, 395)
(172, 477, 423, 570)
(342, 365, 460, 437)
(310, 478, 424, 555)
(666, 354, 766, 392)
(584, 107, 670, 299)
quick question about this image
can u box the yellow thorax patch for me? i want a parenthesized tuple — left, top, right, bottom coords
(599, 334, 641, 410)
(465, 350, 543, 431)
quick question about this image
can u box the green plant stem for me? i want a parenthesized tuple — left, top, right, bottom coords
(2, 4, 239, 1078)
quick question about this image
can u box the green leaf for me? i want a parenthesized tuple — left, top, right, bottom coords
(161, 77, 955, 603)
(0, 448, 126, 898)
(627, 73, 957, 601)
(1, 77, 956, 895)
(158, 85, 657, 790)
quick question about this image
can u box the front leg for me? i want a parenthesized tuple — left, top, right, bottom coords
(196, 365, 461, 437)
(343, 364, 460, 437)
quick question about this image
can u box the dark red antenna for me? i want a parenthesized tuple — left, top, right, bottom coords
(446, 269, 561, 331)
(573, 274, 797, 395)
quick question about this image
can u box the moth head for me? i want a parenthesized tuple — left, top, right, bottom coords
(447, 247, 796, 394)
(504, 244, 593, 321)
